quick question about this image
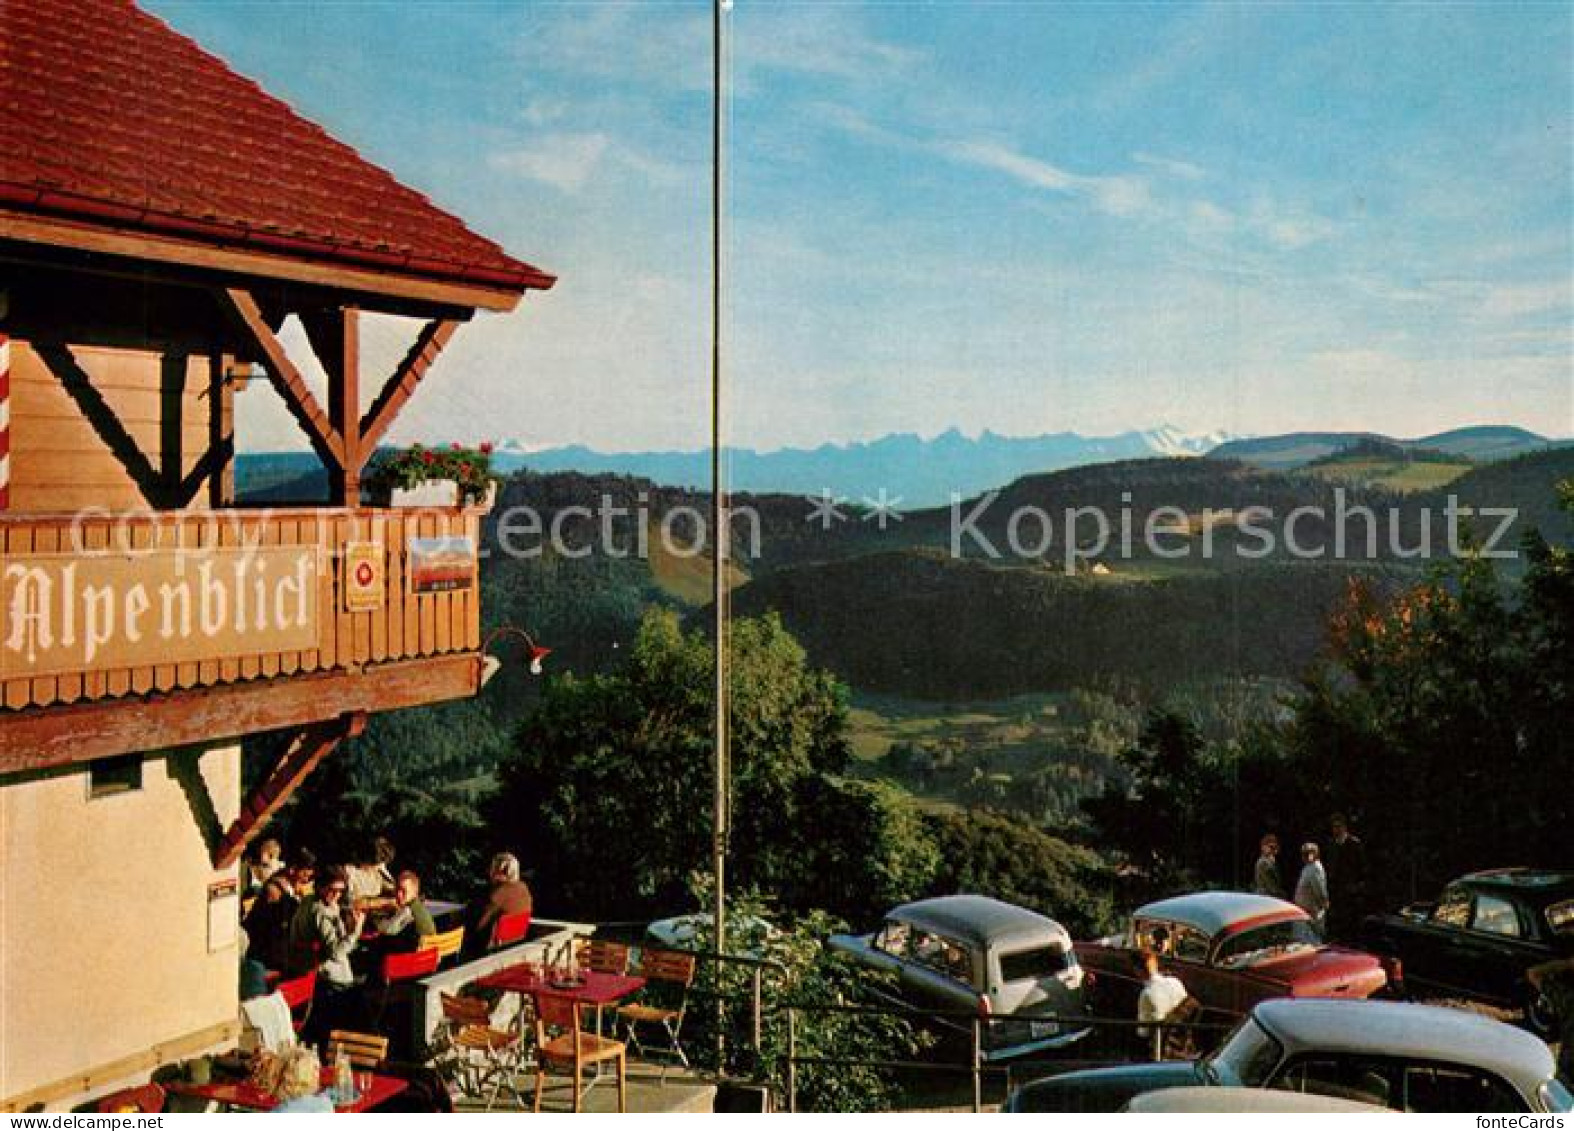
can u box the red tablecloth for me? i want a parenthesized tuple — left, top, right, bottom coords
(477, 964, 645, 1005)
(169, 1067, 407, 1112)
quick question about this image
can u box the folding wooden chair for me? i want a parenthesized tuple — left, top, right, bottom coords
(534, 992, 627, 1113)
(418, 925, 466, 966)
(489, 910, 532, 949)
(575, 937, 631, 975)
(96, 1083, 165, 1113)
(275, 969, 317, 1034)
(618, 949, 695, 1078)
(327, 1029, 390, 1069)
(436, 992, 528, 1112)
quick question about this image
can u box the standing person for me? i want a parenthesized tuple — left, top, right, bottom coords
(1135, 949, 1190, 1057)
(1294, 842, 1330, 935)
(1253, 834, 1285, 899)
(1527, 956, 1574, 1085)
(1324, 814, 1369, 940)
(288, 865, 365, 1037)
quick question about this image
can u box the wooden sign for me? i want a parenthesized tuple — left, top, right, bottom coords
(1, 545, 319, 679)
(408, 535, 474, 594)
(343, 541, 385, 612)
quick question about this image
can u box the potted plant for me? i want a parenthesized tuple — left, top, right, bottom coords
(366, 441, 497, 507)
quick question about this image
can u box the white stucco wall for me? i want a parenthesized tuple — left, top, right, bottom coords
(0, 745, 241, 1108)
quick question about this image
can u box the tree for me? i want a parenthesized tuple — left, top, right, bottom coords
(1081, 709, 1225, 893)
(488, 608, 936, 921)
(924, 809, 1116, 938)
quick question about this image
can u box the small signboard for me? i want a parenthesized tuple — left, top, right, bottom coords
(343, 541, 385, 612)
(208, 877, 239, 953)
(408, 536, 475, 595)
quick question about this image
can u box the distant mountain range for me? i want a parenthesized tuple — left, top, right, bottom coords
(1208, 426, 1561, 470)
(495, 426, 1235, 506)
(236, 424, 1564, 508)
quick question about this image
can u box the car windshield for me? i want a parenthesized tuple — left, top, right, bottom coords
(1544, 1078, 1574, 1114)
(1202, 1017, 1283, 1087)
(1214, 919, 1321, 968)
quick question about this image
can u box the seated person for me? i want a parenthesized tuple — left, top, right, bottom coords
(347, 836, 398, 905)
(258, 1045, 334, 1113)
(372, 870, 436, 953)
(468, 852, 533, 950)
(238, 926, 271, 1001)
(243, 851, 314, 973)
(245, 838, 285, 898)
(287, 866, 365, 1037)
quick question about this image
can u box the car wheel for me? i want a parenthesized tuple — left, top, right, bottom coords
(1525, 984, 1559, 1040)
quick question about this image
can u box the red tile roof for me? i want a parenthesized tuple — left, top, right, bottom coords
(0, 0, 554, 295)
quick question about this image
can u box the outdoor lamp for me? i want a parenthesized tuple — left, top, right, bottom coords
(479, 625, 551, 686)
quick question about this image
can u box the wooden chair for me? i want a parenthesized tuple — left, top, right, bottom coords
(575, 937, 631, 976)
(327, 1029, 389, 1069)
(533, 992, 627, 1113)
(618, 949, 696, 1077)
(489, 910, 532, 949)
(96, 1083, 165, 1113)
(372, 945, 441, 1024)
(275, 968, 317, 1034)
(418, 925, 466, 965)
(436, 992, 527, 1112)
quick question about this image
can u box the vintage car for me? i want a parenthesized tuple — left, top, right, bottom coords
(1076, 891, 1391, 1028)
(827, 894, 1089, 1059)
(1006, 998, 1573, 1113)
(1360, 868, 1574, 1038)
(1123, 1086, 1390, 1113)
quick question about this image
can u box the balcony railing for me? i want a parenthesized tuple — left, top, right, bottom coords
(1, 505, 483, 713)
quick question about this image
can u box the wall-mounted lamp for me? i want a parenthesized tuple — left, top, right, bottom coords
(479, 625, 552, 688)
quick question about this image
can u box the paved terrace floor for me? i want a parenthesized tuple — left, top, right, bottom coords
(453, 1061, 717, 1114)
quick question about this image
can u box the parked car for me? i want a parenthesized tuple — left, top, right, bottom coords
(1006, 998, 1572, 1113)
(1077, 891, 1391, 1030)
(1122, 1086, 1390, 1113)
(828, 894, 1089, 1059)
(1360, 868, 1574, 1037)
(645, 912, 777, 953)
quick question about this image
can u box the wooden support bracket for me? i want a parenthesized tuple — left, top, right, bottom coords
(211, 711, 367, 869)
(359, 317, 461, 454)
(217, 287, 346, 470)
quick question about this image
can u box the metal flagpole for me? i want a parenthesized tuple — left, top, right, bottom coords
(710, 0, 730, 1074)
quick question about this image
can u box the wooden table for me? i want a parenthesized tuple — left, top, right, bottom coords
(169, 1067, 407, 1112)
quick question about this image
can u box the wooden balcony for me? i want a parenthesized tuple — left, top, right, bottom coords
(1, 504, 489, 772)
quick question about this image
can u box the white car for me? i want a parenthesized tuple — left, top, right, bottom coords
(828, 894, 1088, 1060)
(1124, 1086, 1390, 1113)
(1009, 998, 1572, 1113)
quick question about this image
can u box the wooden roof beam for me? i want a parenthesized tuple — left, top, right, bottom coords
(359, 317, 461, 455)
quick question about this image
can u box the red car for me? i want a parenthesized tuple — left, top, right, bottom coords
(1078, 891, 1392, 1030)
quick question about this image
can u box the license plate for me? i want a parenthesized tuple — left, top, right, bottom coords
(1029, 1021, 1056, 1039)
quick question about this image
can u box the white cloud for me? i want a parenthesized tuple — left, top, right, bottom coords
(489, 132, 610, 191)
(946, 139, 1154, 219)
(521, 98, 570, 126)
(1134, 152, 1207, 181)
(1479, 280, 1571, 319)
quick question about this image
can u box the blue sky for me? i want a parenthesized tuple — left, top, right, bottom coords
(149, 1, 1572, 452)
